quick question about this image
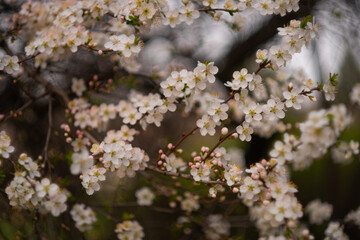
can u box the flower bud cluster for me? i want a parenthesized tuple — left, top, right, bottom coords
(241, 159, 302, 235)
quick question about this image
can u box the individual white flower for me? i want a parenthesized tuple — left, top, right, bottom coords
(253, 0, 275, 15)
(195, 61, 218, 83)
(207, 102, 229, 122)
(71, 150, 94, 175)
(269, 46, 292, 68)
(44, 191, 68, 216)
(36, 178, 59, 198)
(99, 103, 117, 122)
(262, 98, 285, 120)
(256, 49, 268, 64)
(350, 83, 360, 105)
(196, 115, 217, 136)
(165, 153, 186, 173)
(135, 187, 155, 206)
(225, 68, 253, 90)
(71, 137, 90, 152)
(244, 101, 263, 123)
(0, 55, 20, 74)
(163, 10, 180, 28)
(236, 122, 253, 142)
(179, 3, 200, 25)
(283, 87, 304, 109)
(0, 131, 15, 159)
(71, 78, 86, 97)
(190, 162, 211, 182)
(269, 141, 293, 165)
(239, 176, 261, 200)
(139, 2, 157, 21)
(323, 80, 336, 101)
(181, 192, 200, 213)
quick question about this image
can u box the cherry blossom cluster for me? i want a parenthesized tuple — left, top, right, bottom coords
(325, 222, 349, 240)
(345, 206, 360, 229)
(222, 0, 300, 16)
(204, 214, 231, 240)
(80, 165, 107, 195)
(6, 173, 68, 217)
(242, 160, 303, 236)
(115, 220, 145, 240)
(70, 203, 97, 232)
(269, 105, 354, 170)
(189, 147, 243, 188)
(305, 199, 333, 225)
(78, 139, 149, 195)
(2, 132, 69, 216)
(104, 34, 141, 58)
(332, 140, 359, 164)
(1, 0, 358, 238)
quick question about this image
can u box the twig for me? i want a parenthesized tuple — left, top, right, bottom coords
(43, 94, 53, 176)
(146, 165, 239, 186)
(202, 129, 237, 162)
(18, 52, 40, 64)
(1, 92, 48, 124)
(165, 126, 199, 156)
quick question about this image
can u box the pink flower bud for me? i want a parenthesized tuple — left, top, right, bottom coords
(261, 159, 267, 166)
(251, 173, 259, 180)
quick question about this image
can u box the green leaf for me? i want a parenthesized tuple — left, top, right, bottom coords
(300, 15, 313, 28)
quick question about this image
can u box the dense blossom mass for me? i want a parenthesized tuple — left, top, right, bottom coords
(0, 0, 359, 239)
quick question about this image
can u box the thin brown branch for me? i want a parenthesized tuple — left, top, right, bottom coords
(18, 52, 40, 64)
(43, 94, 52, 176)
(1, 92, 48, 124)
(146, 165, 239, 186)
(198, 8, 240, 13)
(202, 128, 237, 162)
(165, 126, 199, 156)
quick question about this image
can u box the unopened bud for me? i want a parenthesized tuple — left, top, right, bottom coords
(221, 127, 228, 135)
